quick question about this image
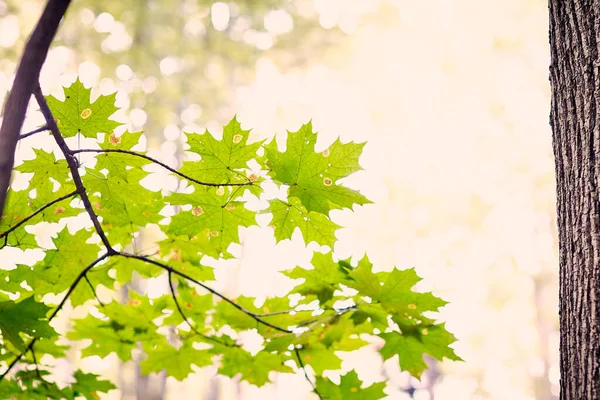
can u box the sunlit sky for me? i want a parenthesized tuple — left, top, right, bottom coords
(1, 0, 556, 399)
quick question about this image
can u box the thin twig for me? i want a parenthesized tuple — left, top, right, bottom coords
(0, 253, 109, 382)
(118, 252, 292, 334)
(84, 274, 105, 307)
(0, 0, 72, 221)
(294, 348, 321, 399)
(167, 271, 231, 346)
(29, 346, 42, 380)
(33, 86, 113, 252)
(71, 149, 253, 187)
(0, 190, 77, 240)
(19, 125, 49, 140)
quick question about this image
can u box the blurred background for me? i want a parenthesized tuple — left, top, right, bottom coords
(0, 0, 557, 399)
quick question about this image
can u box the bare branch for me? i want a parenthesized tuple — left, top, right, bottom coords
(71, 148, 254, 187)
(0, 190, 77, 241)
(0, 0, 72, 221)
(118, 252, 292, 334)
(19, 125, 49, 140)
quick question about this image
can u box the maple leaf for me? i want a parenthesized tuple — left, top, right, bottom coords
(283, 252, 351, 304)
(166, 185, 256, 257)
(179, 116, 264, 184)
(268, 197, 340, 247)
(46, 78, 121, 138)
(141, 339, 212, 380)
(264, 122, 371, 215)
(0, 189, 40, 249)
(210, 344, 292, 387)
(69, 371, 115, 400)
(0, 297, 56, 350)
(316, 371, 386, 400)
(379, 324, 462, 378)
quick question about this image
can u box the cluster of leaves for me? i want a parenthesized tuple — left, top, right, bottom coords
(0, 79, 460, 399)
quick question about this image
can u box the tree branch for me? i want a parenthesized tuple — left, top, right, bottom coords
(0, 253, 109, 382)
(167, 271, 232, 346)
(0, 0, 72, 221)
(33, 86, 113, 251)
(84, 274, 104, 307)
(0, 189, 77, 240)
(118, 252, 292, 334)
(19, 125, 49, 140)
(294, 348, 321, 399)
(71, 148, 254, 187)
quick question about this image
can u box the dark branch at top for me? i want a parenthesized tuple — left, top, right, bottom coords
(0, 0, 72, 221)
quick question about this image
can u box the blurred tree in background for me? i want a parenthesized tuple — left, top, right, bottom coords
(0, 0, 344, 146)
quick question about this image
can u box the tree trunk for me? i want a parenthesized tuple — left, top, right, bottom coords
(549, 1, 600, 398)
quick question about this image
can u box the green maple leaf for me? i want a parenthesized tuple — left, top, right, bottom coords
(283, 252, 350, 304)
(211, 344, 292, 387)
(264, 122, 371, 215)
(84, 167, 163, 245)
(316, 371, 386, 400)
(103, 292, 168, 329)
(298, 343, 341, 375)
(141, 339, 212, 380)
(15, 149, 76, 213)
(105, 257, 163, 285)
(268, 197, 340, 247)
(69, 370, 115, 400)
(46, 78, 121, 138)
(163, 281, 213, 327)
(379, 324, 462, 377)
(345, 256, 448, 320)
(213, 296, 307, 337)
(68, 314, 158, 361)
(0, 297, 56, 351)
(166, 185, 256, 257)
(32, 228, 101, 294)
(0, 189, 39, 248)
(159, 233, 219, 262)
(99, 130, 144, 151)
(180, 116, 263, 184)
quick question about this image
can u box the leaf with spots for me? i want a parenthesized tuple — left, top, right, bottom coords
(46, 78, 122, 138)
(264, 122, 371, 215)
(180, 116, 264, 184)
(166, 185, 256, 257)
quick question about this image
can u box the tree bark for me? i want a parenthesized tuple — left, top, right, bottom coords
(549, 1, 600, 398)
(0, 0, 71, 221)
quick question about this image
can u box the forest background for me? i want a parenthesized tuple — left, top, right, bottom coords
(0, 0, 555, 399)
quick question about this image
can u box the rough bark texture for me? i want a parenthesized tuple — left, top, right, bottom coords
(0, 0, 71, 221)
(549, 1, 600, 398)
